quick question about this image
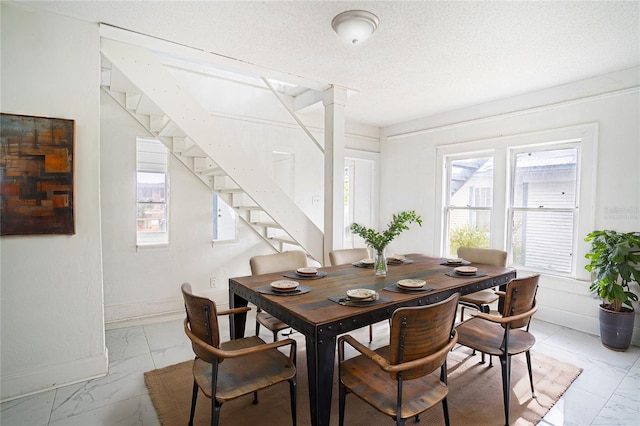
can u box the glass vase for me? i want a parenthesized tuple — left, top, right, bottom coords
(374, 247, 388, 276)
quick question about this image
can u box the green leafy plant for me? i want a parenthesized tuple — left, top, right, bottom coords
(449, 225, 489, 255)
(585, 230, 640, 312)
(350, 211, 422, 252)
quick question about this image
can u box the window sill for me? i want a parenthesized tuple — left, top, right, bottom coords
(136, 243, 170, 252)
(211, 238, 239, 246)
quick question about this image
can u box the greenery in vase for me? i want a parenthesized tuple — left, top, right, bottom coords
(585, 230, 640, 312)
(350, 211, 422, 252)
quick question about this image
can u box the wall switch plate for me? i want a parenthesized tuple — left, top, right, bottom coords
(210, 277, 216, 288)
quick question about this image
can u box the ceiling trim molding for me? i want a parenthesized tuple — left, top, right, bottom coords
(385, 86, 639, 141)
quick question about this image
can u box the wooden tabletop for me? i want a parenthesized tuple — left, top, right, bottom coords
(229, 254, 515, 333)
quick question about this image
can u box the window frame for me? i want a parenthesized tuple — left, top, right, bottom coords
(136, 137, 169, 247)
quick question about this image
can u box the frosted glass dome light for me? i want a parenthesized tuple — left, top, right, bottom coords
(331, 10, 379, 44)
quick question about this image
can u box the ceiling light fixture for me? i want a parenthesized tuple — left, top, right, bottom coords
(331, 10, 379, 45)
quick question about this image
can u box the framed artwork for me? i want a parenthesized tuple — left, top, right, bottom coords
(0, 113, 75, 235)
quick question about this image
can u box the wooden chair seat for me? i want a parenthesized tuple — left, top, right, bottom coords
(340, 346, 448, 419)
(456, 318, 536, 356)
(193, 336, 296, 402)
(256, 311, 290, 337)
(460, 289, 499, 306)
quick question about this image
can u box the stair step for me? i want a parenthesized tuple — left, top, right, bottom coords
(180, 144, 207, 157)
(235, 205, 263, 211)
(252, 221, 282, 229)
(269, 236, 299, 246)
(217, 187, 245, 194)
(159, 120, 185, 138)
(199, 167, 226, 176)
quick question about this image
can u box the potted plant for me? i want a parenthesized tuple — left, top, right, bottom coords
(351, 210, 422, 276)
(585, 230, 640, 351)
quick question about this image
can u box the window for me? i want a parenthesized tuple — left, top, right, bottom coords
(509, 147, 577, 273)
(445, 155, 493, 256)
(436, 124, 597, 278)
(137, 138, 168, 245)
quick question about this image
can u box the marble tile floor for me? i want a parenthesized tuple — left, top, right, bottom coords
(2, 312, 639, 426)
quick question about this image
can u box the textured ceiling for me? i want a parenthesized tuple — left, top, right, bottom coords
(21, 1, 640, 128)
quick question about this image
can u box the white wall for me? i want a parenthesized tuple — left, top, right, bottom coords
(0, 3, 106, 400)
(379, 68, 640, 344)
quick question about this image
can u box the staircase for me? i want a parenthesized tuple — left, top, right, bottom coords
(100, 38, 324, 262)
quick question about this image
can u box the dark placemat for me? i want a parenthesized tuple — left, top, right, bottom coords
(283, 271, 328, 280)
(445, 271, 488, 278)
(256, 284, 311, 296)
(328, 293, 392, 306)
(383, 284, 436, 293)
(440, 260, 472, 266)
(388, 259, 414, 265)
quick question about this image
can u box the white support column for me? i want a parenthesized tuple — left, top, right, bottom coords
(323, 86, 348, 264)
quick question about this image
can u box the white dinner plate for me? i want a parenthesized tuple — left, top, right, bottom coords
(359, 259, 375, 265)
(397, 279, 426, 289)
(296, 267, 318, 275)
(454, 266, 477, 275)
(270, 280, 300, 292)
(346, 288, 376, 299)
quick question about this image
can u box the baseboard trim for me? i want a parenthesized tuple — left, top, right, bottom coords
(104, 292, 230, 330)
(1, 352, 108, 402)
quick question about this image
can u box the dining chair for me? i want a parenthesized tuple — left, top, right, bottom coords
(329, 248, 375, 342)
(455, 274, 540, 426)
(456, 247, 508, 321)
(328, 248, 369, 266)
(338, 292, 461, 426)
(249, 250, 308, 341)
(180, 283, 297, 426)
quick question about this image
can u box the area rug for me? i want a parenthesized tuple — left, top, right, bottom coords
(144, 346, 582, 426)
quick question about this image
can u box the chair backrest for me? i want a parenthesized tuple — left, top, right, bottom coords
(328, 248, 369, 266)
(181, 282, 220, 363)
(249, 250, 308, 275)
(388, 292, 460, 380)
(501, 274, 539, 329)
(457, 247, 508, 267)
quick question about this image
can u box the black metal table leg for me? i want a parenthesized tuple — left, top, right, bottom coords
(229, 291, 248, 339)
(306, 330, 336, 426)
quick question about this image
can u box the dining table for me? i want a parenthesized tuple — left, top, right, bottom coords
(228, 253, 516, 426)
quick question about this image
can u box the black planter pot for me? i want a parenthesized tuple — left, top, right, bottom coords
(599, 304, 635, 351)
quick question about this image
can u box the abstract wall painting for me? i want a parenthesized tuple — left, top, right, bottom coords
(0, 113, 75, 235)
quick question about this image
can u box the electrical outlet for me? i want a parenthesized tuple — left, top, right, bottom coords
(209, 277, 216, 288)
